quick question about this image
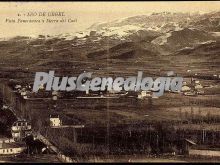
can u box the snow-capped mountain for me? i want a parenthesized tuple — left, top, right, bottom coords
(55, 11, 219, 51)
(0, 11, 220, 66)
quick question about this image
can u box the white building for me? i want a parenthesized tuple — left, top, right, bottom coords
(138, 91, 151, 99)
(195, 80, 200, 84)
(15, 85, 21, 89)
(11, 120, 32, 141)
(182, 81, 187, 86)
(195, 84, 203, 89)
(50, 115, 62, 127)
(181, 85, 191, 92)
(141, 91, 147, 97)
(39, 84, 44, 90)
(52, 91, 58, 101)
(0, 139, 26, 155)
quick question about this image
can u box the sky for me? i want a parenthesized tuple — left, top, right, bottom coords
(0, 1, 220, 38)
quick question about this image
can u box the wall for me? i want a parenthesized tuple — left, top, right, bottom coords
(189, 149, 220, 157)
(0, 147, 26, 155)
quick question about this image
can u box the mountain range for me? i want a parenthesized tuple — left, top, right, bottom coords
(0, 11, 219, 75)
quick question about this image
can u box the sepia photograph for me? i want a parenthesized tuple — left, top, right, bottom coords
(0, 1, 220, 163)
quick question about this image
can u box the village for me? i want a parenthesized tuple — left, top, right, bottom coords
(0, 67, 219, 162)
(0, 2, 220, 162)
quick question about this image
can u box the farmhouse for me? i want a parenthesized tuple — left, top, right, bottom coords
(50, 115, 62, 127)
(0, 139, 26, 155)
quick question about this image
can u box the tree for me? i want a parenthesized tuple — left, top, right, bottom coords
(185, 111, 189, 119)
(206, 111, 211, 123)
(190, 107, 194, 120)
(198, 107, 202, 123)
(179, 107, 182, 121)
(148, 97, 153, 110)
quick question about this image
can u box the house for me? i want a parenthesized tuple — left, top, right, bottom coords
(52, 91, 58, 101)
(181, 139, 197, 155)
(138, 91, 146, 99)
(138, 91, 150, 99)
(195, 80, 200, 84)
(181, 85, 191, 92)
(15, 85, 21, 89)
(195, 84, 203, 89)
(183, 91, 197, 96)
(11, 120, 32, 141)
(194, 80, 203, 89)
(39, 84, 44, 90)
(20, 91, 27, 96)
(141, 91, 147, 97)
(50, 115, 62, 127)
(0, 139, 26, 155)
(197, 89, 205, 94)
(2, 105, 9, 110)
(182, 81, 187, 86)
